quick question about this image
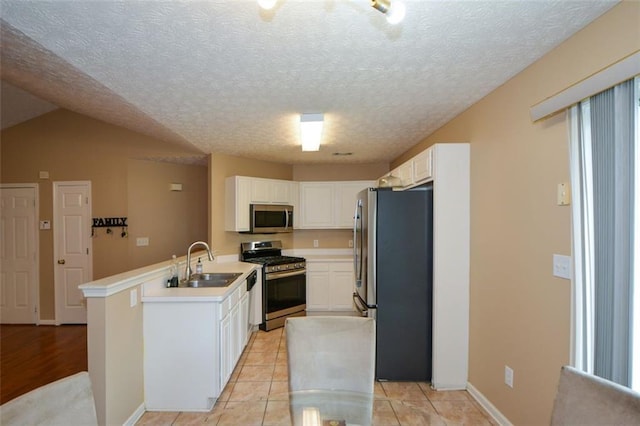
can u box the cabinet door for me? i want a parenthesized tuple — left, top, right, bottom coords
(335, 182, 373, 228)
(220, 313, 232, 388)
(329, 263, 355, 311)
(299, 183, 335, 228)
(225, 176, 251, 232)
(413, 148, 433, 183)
(251, 179, 271, 204)
(271, 181, 290, 204)
(394, 162, 413, 188)
(230, 303, 241, 365)
(290, 182, 300, 229)
(239, 291, 250, 349)
(306, 263, 330, 310)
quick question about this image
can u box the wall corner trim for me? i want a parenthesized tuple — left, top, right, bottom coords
(466, 382, 514, 426)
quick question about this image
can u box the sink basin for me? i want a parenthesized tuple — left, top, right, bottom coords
(179, 272, 242, 288)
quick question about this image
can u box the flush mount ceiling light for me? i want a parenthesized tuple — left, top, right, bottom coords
(300, 113, 324, 152)
(371, 0, 406, 25)
(257, 0, 277, 10)
(257, 0, 405, 24)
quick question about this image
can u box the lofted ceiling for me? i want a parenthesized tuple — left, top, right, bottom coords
(0, 0, 617, 164)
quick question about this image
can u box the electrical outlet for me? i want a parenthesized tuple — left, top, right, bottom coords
(348, 239, 353, 248)
(313, 239, 319, 248)
(553, 254, 571, 279)
(505, 366, 514, 388)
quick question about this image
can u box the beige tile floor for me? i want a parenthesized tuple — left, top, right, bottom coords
(137, 328, 497, 425)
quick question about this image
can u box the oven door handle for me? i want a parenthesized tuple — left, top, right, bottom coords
(266, 269, 306, 280)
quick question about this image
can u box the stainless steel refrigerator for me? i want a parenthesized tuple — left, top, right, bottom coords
(352, 185, 433, 381)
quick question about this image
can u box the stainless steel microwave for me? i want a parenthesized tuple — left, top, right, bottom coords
(248, 204, 294, 234)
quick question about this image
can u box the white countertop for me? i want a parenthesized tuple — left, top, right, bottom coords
(142, 261, 260, 303)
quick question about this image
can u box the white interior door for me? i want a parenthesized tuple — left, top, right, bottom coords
(0, 184, 39, 324)
(54, 181, 92, 324)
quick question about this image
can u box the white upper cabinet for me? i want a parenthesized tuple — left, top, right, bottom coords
(226, 176, 373, 231)
(225, 176, 294, 232)
(384, 146, 434, 189)
(250, 178, 291, 204)
(225, 176, 252, 232)
(299, 182, 335, 228)
(412, 147, 433, 183)
(299, 180, 374, 229)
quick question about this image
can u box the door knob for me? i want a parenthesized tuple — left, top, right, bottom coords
(57, 259, 66, 264)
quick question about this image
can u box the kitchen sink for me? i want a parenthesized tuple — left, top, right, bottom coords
(179, 272, 242, 288)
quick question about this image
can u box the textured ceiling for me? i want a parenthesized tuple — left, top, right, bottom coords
(0, 0, 618, 164)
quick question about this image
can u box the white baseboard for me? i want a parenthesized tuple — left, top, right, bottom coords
(37, 319, 57, 326)
(123, 403, 145, 426)
(467, 382, 513, 426)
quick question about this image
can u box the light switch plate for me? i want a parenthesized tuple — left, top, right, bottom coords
(553, 254, 571, 279)
(557, 183, 571, 206)
(136, 237, 149, 247)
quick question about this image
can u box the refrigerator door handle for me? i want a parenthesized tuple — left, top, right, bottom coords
(353, 293, 368, 317)
(353, 199, 362, 288)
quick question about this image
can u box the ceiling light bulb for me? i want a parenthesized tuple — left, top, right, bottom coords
(386, 1, 406, 25)
(257, 0, 277, 10)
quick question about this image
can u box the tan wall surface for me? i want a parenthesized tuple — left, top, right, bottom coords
(392, 3, 639, 423)
(104, 285, 144, 426)
(127, 159, 208, 268)
(292, 162, 388, 182)
(0, 109, 206, 320)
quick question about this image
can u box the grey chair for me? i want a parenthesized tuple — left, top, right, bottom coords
(285, 316, 376, 393)
(550, 365, 640, 425)
(0, 371, 98, 426)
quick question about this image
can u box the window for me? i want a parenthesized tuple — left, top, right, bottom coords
(569, 76, 639, 389)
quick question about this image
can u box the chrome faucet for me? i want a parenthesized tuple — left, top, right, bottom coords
(185, 241, 214, 280)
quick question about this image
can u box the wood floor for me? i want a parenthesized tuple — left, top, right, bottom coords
(0, 324, 88, 404)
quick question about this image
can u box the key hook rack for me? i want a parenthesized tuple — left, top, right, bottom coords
(92, 217, 128, 238)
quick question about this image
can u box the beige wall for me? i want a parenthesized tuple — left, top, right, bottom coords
(1, 109, 207, 320)
(393, 3, 639, 423)
(127, 159, 208, 269)
(292, 163, 388, 182)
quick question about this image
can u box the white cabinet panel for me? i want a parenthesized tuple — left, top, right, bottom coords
(225, 176, 251, 232)
(144, 280, 250, 411)
(299, 183, 335, 228)
(412, 148, 433, 183)
(306, 261, 354, 312)
(336, 183, 370, 228)
(299, 181, 373, 229)
(329, 263, 354, 310)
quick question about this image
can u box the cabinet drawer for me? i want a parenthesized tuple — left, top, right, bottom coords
(306, 262, 329, 272)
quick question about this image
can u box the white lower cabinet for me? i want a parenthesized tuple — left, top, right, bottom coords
(306, 261, 354, 312)
(144, 281, 249, 411)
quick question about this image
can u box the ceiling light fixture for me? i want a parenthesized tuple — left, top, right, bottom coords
(300, 113, 324, 152)
(257, 0, 277, 10)
(371, 0, 406, 25)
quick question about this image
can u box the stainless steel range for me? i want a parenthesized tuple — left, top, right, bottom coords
(240, 241, 306, 331)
